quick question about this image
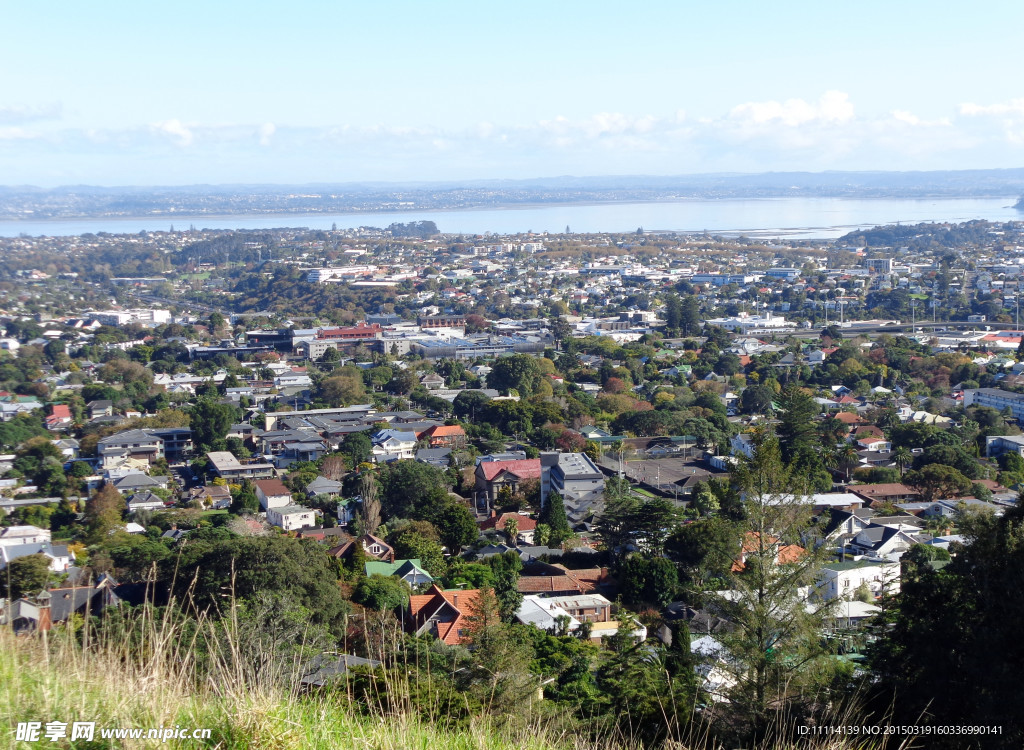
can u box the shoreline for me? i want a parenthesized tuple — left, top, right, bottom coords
(1, 193, 1020, 226)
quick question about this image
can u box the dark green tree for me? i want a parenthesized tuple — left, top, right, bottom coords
(189, 400, 240, 451)
(487, 551, 524, 622)
(2, 553, 51, 599)
(540, 490, 572, 545)
(354, 574, 411, 610)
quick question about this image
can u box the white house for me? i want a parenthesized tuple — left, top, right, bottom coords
(0, 543, 72, 572)
(371, 430, 417, 461)
(266, 504, 317, 531)
(816, 560, 901, 601)
(0, 525, 51, 547)
(254, 479, 292, 511)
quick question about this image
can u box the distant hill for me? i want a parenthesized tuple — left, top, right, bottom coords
(3, 168, 1024, 220)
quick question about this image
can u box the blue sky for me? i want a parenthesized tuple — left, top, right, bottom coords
(2, 0, 1023, 185)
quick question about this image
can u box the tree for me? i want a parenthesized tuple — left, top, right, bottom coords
(429, 498, 478, 552)
(189, 400, 239, 451)
(775, 385, 818, 463)
(354, 574, 410, 611)
(487, 551, 523, 622)
(904, 464, 973, 503)
(3, 553, 51, 599)
(378, 461, 450, 520)
(540, 491, 571, 546)
(318, 374, 366, 406)
(680, 294, 701, 336)
(663, 293, 683, 334)
(866, 505, 1024, 746)
(708, 430, 838, 740)
(892, 446, 913, 476)
(388, 524, 446, 577)
(692, 482, 720, 517)
(85, 483, 124, 542)
(665, 516, 742, 588)
(167, 536, 351, 636)
(453, 389, 492, 420)
(340, 432, 372, 468)
(360, 471, 381, 536)
(487, 354, 542, 397)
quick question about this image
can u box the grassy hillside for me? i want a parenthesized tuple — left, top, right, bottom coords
(0, 620, 899, 750)
(0, 627, 573, 750)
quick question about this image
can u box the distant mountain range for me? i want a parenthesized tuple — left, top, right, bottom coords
(3, 168, 1024, 221)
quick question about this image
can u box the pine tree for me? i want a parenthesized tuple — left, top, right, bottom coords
(709, 429, 837, 740)
(541, 491, 571, 545)
(680, 294, 701, 336)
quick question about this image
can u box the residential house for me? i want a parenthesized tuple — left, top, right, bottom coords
(479, 511, 538, 544)
(732, 532, 805, 572)
(0, 525, 51, 547)
(420, 373, 446, 390)
(45, 404, 72, 430)
(516, 562, 611, 596)
(851, 483, 920, 507)
(542, 452, 605, 524)
(189, 484, 232, 509)
(265, 504, 317, 531)
(126, 491, 166, 513)
(97, 429, 164, 469)
(328, 533, 395, 563)
(415, 447, 452, 468)
(299, 654, 382, 689)
(207, 451, 275, 481)
(423, 424, 466, 449)
(305, 476, 344, 499)
(474, 458, 542, 507)
(364, 558, 434, 587)
(816, 560, 901, 601)
(370, 429, 417, 462)
(86, 400, 114, 420)
(255, 478, 293, 511)
(403, 584, 483, 644)
(0, 542, 72, 572)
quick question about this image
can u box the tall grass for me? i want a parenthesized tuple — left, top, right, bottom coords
(0, 597, 914, 749)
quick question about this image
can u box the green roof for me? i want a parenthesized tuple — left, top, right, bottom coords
(364, 559, 430, 579)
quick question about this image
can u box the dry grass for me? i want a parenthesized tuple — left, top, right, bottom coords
(0, 604, 911, 750)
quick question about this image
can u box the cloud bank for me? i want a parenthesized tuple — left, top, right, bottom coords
(3, 92, 1024, 184)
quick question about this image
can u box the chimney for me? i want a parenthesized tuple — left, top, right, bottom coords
(452, 594, 458, 607)
(36, 590, 52, 633)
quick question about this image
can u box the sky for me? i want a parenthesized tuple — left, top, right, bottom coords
(2, 0, 1024, 186)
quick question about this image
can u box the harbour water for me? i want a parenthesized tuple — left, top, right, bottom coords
(0, 196, 1019, 239)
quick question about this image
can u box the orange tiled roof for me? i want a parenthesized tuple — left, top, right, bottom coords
(479, 512, 538, 532)
(478, 459, 542, 482)
(427, 425, 466, 437)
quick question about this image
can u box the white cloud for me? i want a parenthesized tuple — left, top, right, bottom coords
(0, 103, 62, 125)
(258, 122, 276, 146)
(10, 92, 1024, 183)
(150, 119, 194, 147)
(729, 90, 854, 126)
(959, 99, 1024, 117)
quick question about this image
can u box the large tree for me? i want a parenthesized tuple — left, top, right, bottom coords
(867, 505, 1024, 747)
(189, 399, 239, 451)
(487, 354, 543, 397)
(903, 464, 973, 503)
(2, 553, 51, 599)
(707, 430, 839, 741)
(774, 385, 818, 463)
